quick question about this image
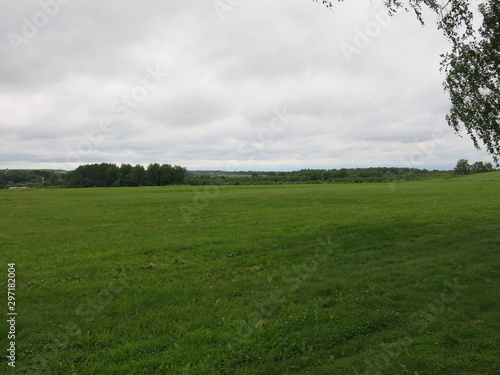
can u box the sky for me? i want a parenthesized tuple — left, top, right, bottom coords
(0, 0, 495, 171)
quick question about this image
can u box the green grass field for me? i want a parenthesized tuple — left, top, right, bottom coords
(1, 173, 499, 374)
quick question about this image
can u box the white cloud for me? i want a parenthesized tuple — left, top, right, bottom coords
(0, 0, 494, 171)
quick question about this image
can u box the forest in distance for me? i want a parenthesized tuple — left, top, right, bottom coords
(1, 160, 496, 189)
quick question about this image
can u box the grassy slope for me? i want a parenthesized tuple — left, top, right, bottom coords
(1, 173, 499, 374)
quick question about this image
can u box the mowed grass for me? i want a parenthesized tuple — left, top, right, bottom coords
(1, 173, 499, 375)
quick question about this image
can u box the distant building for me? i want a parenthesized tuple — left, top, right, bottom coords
(8, 185, 28, 190)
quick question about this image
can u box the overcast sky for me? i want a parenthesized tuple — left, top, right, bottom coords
(0, 0, 494, 171)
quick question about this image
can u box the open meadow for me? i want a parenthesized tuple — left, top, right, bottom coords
(1, 173, 499, 374)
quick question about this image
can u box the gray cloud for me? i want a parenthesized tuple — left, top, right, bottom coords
(0, 0, 493, 171)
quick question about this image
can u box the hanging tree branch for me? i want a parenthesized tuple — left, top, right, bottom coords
(314, 0, 499, 163)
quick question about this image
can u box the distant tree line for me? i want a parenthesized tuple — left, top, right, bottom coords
(453, 159, 496, 175)
(185, 167, 444, 186)
(0, 163, 187, 189)
(66, 163, 187, 188)
(2, 163, 497, 189)
(0, 169, 54, 189)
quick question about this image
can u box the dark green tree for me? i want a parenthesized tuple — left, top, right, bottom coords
(119, 163, 134, 186)
(172, 165, 187, 184)
(146, 163, 161, 186)
(131, 164, 146, 186)
(454, 159, 471, 175)
(159, 164, 174, 185)
(45, 172, 66, 187)
(104, 164, 119, 187)
(443, 0, 499, 163)
(66, 170, 84, 187)
(470, 161, 495, 173)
